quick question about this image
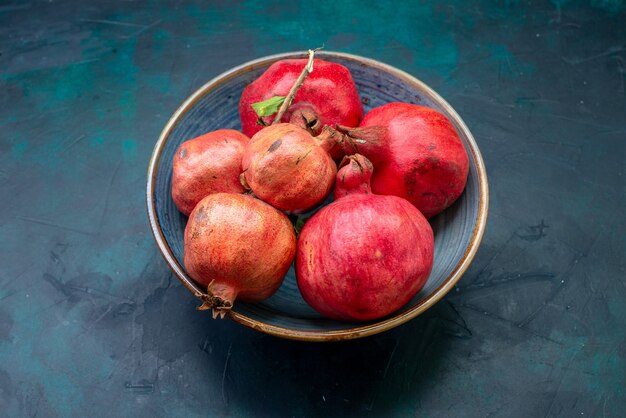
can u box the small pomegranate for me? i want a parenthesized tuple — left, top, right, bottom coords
(239, 58, 363, 149)
(296, 154, 434, 322)
(241, 123, 341, 213)
(339, 103, 469, 218)
(171, 129, 249, 216)
(184, 193, 296, 317)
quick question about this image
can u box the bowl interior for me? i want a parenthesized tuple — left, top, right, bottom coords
(150, 52, 486, 339)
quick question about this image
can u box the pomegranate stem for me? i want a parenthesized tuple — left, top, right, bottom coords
(272, 48, 318, 125)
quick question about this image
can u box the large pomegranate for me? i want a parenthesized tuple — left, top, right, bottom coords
(184, 193, 296, 317)
(171, 129, 249, 216)
(239, 58, 364, 142)
(340, 103, 469, 218)
(296, 154, 434, 322)
(241, 123, 341, 213)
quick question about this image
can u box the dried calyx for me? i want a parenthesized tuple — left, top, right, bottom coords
(196, 280, 236, 319)
(289, 107, 322, 135)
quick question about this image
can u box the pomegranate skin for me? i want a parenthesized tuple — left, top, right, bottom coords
(358, 103, 469, 218)
(172, 129, 249, 216)
(242, 123, 337, 213)
(184, 193, 296, 311)
(296, 155, 434, 322)
(239, 59, 364, 140)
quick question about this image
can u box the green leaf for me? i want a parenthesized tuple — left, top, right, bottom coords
(294, 214, 312, 236)
(251, 96, 286, 118)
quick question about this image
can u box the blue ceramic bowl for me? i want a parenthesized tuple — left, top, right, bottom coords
(147, 51, 488, 341)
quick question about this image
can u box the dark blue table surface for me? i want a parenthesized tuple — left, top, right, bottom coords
(1, 1, 625, 416)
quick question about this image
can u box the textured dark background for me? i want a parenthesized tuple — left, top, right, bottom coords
(1, 1, 625, 417)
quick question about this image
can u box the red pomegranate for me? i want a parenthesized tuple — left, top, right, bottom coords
(340, 103, 469, 218)
(184, 193, 296, 317)
(241, 123, 341, 213)
(296, 154, 434, 322)
(171, 129, 249, 216)
(239, 58, 363, 153)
